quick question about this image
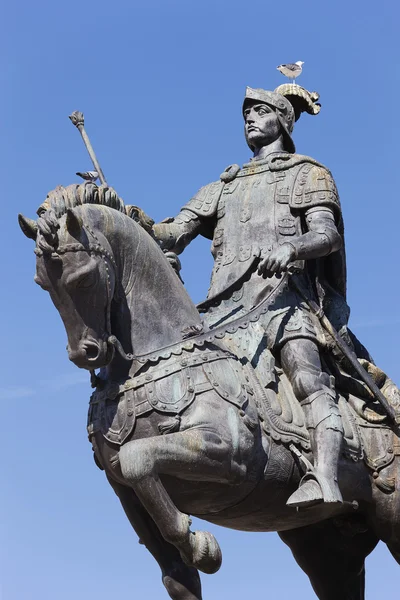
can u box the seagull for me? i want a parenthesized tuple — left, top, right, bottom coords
(277, 61, 304, 83)
(76, 170, 99, 182)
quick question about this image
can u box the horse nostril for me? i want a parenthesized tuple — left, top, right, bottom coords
(84, 344, 99, 360)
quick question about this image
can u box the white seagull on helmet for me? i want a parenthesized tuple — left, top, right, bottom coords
(277, 61, 304, 83)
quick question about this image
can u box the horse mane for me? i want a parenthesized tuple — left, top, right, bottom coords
(35, 182, 127, 254)
(38, 182, 126, 218)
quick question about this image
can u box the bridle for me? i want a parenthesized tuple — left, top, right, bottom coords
(35, 234, 134, 366)
(35, 220, 292, 387)
(46, 234, 291, 368)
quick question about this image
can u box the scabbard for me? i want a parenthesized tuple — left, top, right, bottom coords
(290, 274, 400, 425)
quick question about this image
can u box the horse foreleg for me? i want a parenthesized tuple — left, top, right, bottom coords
(107, 475, 202, 600)
(279, 518, 378, 600)
(118, 429, 236, 574)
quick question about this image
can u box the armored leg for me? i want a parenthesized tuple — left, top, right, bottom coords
(280, 338, 344, 508)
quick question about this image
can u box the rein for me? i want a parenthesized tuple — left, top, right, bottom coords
(132, 271, 291, 364)
(45, 231, 291, 373)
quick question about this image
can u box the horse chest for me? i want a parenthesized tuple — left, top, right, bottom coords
(87, 349, 249, 449)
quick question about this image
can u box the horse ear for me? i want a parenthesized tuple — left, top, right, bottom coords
(66, 208, 83, 238)
(18, 214, 38, 240)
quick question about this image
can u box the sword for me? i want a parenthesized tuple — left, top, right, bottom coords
(69, 111, 107, 186)
(289, 271, 400, 425)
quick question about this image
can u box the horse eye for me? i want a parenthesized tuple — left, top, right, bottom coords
(77, 273, 95, 288)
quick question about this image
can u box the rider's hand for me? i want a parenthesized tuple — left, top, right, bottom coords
(164, 251, 184, 283)
(257, 243, 296, 278)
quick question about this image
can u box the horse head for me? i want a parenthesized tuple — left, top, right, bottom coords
(19, 183, 129, 370)
(19, 182, 203, 373)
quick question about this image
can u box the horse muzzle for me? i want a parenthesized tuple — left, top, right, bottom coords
(67, 337, 114, 369)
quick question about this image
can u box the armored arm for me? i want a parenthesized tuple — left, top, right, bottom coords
(284, 164, 343, 260)
(259, 164, 343, 277)
(152, 180, 222, 254)
(153, 209, 202, 255)
(282, 206, 342, 261)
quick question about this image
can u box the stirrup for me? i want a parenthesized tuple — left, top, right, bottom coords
(287, 478, 323, 508)
(287, 472, 343, 509)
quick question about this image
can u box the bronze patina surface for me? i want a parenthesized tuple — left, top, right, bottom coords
(19, 83, 400, 599)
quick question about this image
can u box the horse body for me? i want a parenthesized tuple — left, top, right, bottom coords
(19, 190, 400, 599)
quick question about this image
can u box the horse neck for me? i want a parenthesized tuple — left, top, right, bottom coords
(104, 211, 202, 378)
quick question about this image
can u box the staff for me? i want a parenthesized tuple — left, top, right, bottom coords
(69, 111, 107, 186)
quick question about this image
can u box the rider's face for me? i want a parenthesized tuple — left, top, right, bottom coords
(244, 102, 281, 150)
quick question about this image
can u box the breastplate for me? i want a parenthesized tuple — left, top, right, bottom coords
(207, 165, 300, 302)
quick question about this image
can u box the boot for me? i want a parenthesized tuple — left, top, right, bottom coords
(287, 389, 344, 509)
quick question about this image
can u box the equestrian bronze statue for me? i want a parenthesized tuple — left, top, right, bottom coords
(19, 82, 400, 600)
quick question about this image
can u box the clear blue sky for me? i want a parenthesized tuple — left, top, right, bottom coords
(2, 1, 399, 598)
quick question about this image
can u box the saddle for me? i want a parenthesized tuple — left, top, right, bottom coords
(251, 362, 400, 494)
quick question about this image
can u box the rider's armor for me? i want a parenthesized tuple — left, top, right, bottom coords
(153, 151, 348, 508)
(155, 153, 347, 342)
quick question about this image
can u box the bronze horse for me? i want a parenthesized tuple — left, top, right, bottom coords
(19, 183, 400, 600)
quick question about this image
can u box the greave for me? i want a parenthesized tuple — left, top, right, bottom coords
(302, 389, 344, 502)
(287, 389, 344, 507)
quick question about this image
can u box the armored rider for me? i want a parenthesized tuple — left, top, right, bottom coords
(152, 85, 347, 508)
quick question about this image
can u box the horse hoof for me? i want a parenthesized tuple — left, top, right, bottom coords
(183, 531, 222, 574)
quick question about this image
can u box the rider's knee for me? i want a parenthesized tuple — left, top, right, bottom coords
(291, 370, 331, 402)
(302, 389, 343, 432)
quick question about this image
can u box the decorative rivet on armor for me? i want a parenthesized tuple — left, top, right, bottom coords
(153, 400, 158, 405)
(388, 448, 393, 454)
(127, 410, 133, 417)
(188, 386, 194, 393)
(239, 410, 245, 417)
(145, 374, 152, 381)
(181, 360, 188, 367)
(162, 404, 167, 409)
(373, 471, 379, 479)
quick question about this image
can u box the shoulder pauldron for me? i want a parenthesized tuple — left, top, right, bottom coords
(183, 181, 224, 218)
(290, 163, 341, 214)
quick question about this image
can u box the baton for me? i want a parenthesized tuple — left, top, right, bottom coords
(69, 111, 107, 186)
